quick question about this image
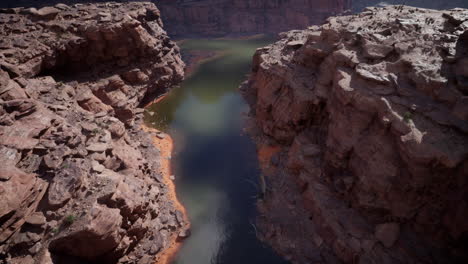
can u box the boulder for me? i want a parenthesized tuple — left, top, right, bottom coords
(35, 7, 60, 19)
(49, 204, 122, 260)
(0, 166, 47, 243)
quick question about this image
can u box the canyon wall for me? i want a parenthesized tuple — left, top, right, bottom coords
(2, 1, 468, 39)
(0, 0, 352, 38)
(0, 2, 187, 263)
(243, 5, 468, 264)
(156, 0, 351, 38)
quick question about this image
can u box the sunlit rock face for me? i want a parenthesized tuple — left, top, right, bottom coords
(243, 5, 468, 264)
(157, 0, 351, 37)
(353, 0, 468, 11)
(0, 2, 186, 263)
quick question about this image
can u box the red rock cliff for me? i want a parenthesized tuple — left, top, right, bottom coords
(157, 0, 351, 37)
(0, 2, 187, 263)
(243, 5, 468, 264)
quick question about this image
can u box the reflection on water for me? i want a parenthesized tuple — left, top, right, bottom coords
(145, 37, 288, 264)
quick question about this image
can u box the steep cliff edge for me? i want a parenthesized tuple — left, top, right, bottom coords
(243, 6, 468, 263)
(0, 2, 187, 263)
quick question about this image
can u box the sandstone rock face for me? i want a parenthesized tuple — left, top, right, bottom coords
(157, 0, 351, 38)
(243, 6, 468, 264)
(0, 2, 186, 263)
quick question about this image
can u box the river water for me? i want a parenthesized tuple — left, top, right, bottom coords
(145, 37, 289, 264)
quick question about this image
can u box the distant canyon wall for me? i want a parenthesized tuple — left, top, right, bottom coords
(2, 1, 468, 38)
(0, 0, 351, 37)
(156, 0, 351, 37)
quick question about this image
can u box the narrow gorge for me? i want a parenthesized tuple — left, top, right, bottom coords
(0, 1, 467, 264)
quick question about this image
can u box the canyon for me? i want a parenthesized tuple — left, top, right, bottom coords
(0, 0, 467, 264)
(0, 2, 187, 263)
(242, 5, 468, 264)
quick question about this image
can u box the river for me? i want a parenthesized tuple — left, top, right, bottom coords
(144, 37, 289, 264)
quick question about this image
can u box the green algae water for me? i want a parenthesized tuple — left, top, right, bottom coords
(145, 37, 289, 264)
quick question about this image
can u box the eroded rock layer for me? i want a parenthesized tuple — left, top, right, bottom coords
(0, 2, 186, 263)
(243, 6, 468, 264)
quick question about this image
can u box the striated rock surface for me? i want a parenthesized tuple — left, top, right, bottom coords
(0, 2, 186, 263)
(243, 5, 468, 264)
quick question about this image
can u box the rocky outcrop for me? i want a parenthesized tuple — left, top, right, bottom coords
(157, 0, 351, 38)
(243, 5, 468, 264)
(353, 0, 468, 12)
(0, 2, 186, 263)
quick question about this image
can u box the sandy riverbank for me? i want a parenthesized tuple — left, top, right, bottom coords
(141, 125, 190, 264)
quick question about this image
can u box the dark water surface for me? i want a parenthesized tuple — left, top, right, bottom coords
(145, 37, 289, 264)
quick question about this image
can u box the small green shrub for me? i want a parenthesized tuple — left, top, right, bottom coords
(90, 128, 105, 136)
(403, 112, 412, 123)
(64, 215, 77, 225)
